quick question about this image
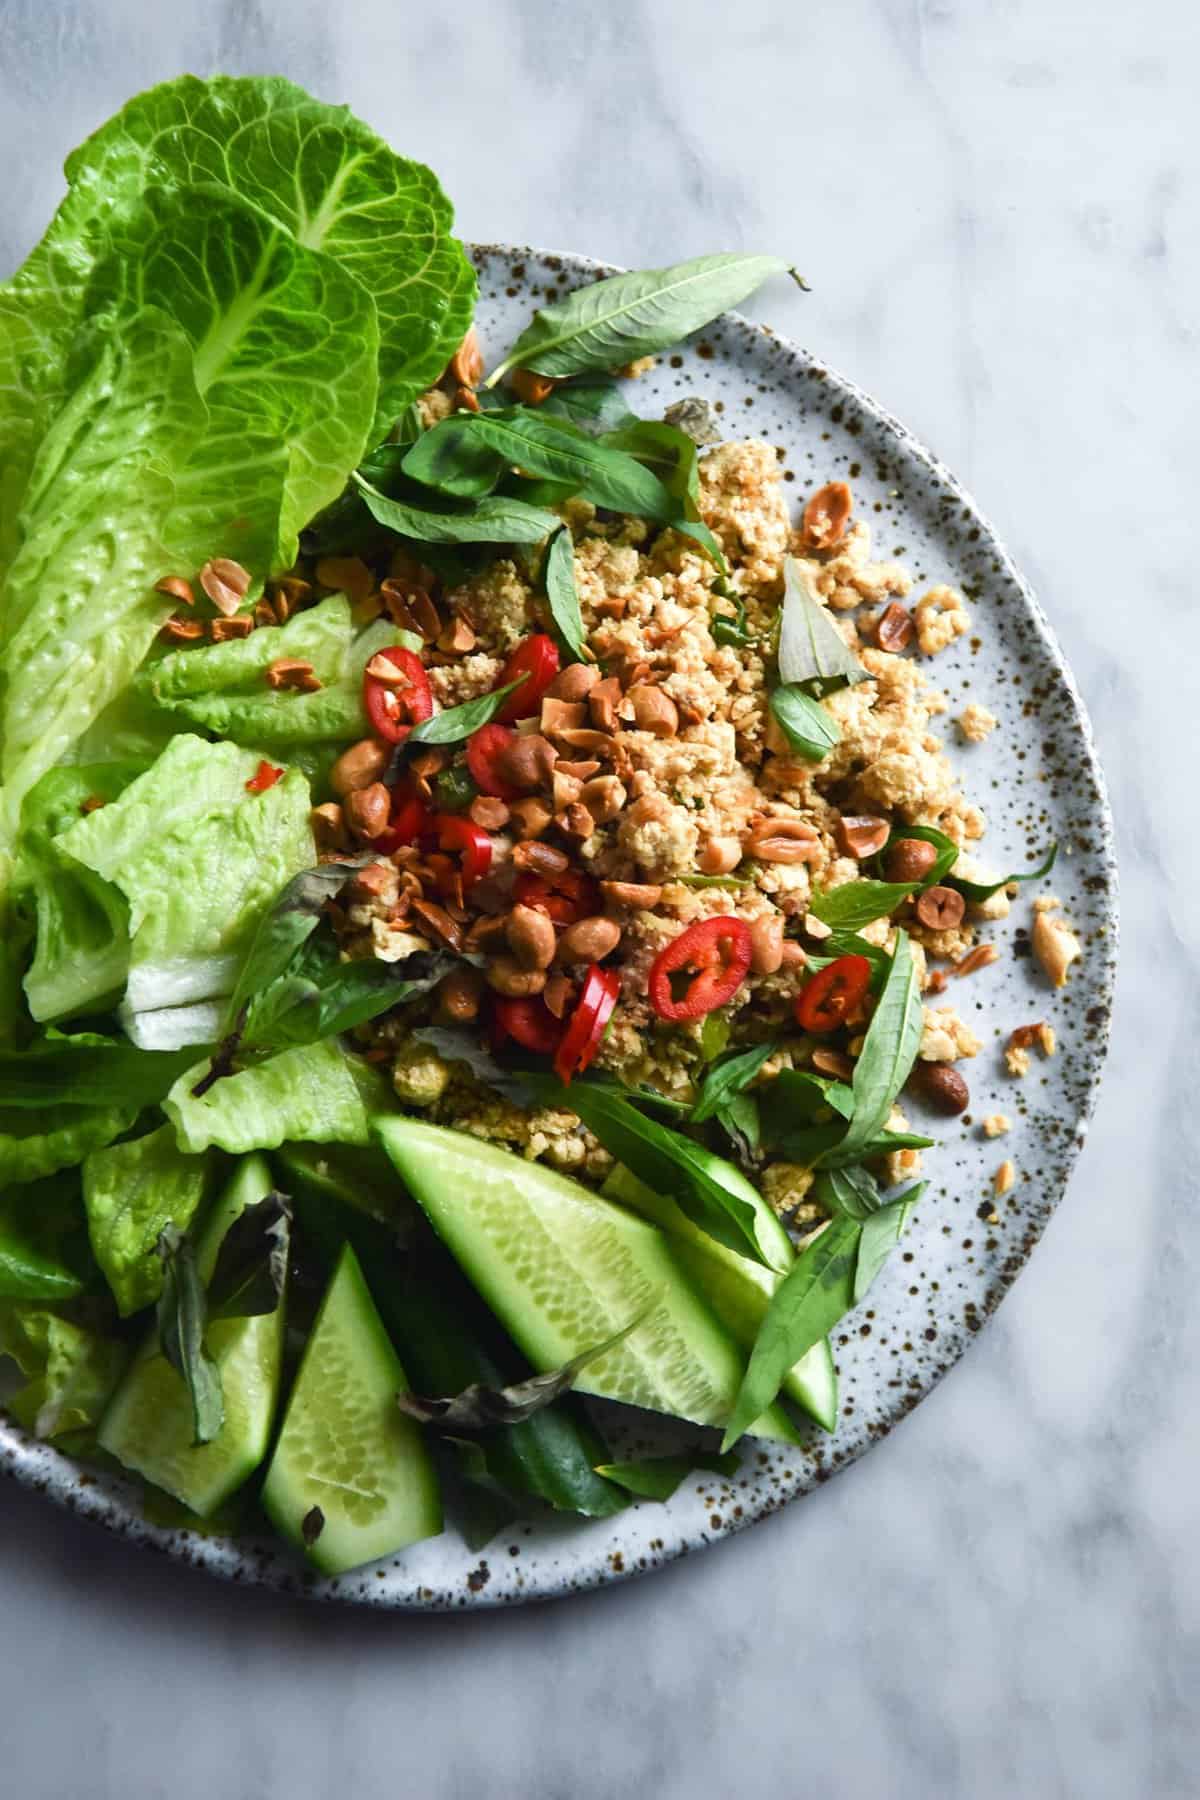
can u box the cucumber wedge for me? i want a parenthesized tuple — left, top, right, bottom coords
(261, 1243, 441, 1575)
(98, 1155, 286, 1515)
(602, 1163, 838, 1431)
(375, 1117, 799, 1444)
(273, 1140, 416, 1230)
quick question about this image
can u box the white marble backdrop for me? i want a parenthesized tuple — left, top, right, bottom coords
(1, 1, 1197, 1795)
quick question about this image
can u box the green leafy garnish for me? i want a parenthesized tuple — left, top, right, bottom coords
(407, 679, 523, 745)
(0, 1171, 98, 1302)
(836, 930, 924, 1162)
(599, 419, 727, 571)
(485, 253, 794, 385)
(949, 840, 1058, 904)
(777, 555, 871, 695)
(808, 879, 915, 929)
(594, 1452, 739, 1502)
(769, 685, 841, 761)
(689, 1044, 779, 1124)
(543, 525, 589, 663)
(354, 475, 559, 545)
(155, 1222, 224, 1446)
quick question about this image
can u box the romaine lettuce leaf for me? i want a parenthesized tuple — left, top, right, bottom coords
(164, 1039, 379, 1155)
(146, 595, 355, 704)
(0, 1304, 129, 1441)
(0, 1029, 202, 1109)
(82, 1123, 211, 1315)
(0, 1102, 139, 1189)
(0, 1171, 97, 1301)
(14, 762, 142, 1022)
(56, 736, 314, 1025)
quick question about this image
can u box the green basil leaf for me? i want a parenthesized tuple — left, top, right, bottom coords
(539, 378, 640, 434)
(690, 1043, 779, 1124)
(397, 1307, 652, 1429)
(698, 1012, 731, 1063)
(224, 860, 371, 1033)
(434, 765, 478, 813)
(777, 555, 871, 694)
(593, 1451, 739, 1502)
(242, 940, 453, 1052)
(543, 525, 588, 663)
(675, 872, 746, 891)
(812, 1164, 883, 1221)
(721, 1215, 861, 1449)
(0, 1171, 98, 1302)
(354, 473, 559, 544)
(600, 420, 728, 572)
(410, 1025, 536, 1105)
(948, 841, 1058, 904)
(759, 1068, 855, 1144)
(836, 930, 923, 1161)
(206, 1190, 292, 1322)
(407, 678, 523, 745)
(809, 879, 915, 929)
(769, 685, 841, 761)
(854, 1183, 924, 1302)
(712, 599, 754, 648)
(155, 1222, 223, 1446)
(715, 1090, 761, 1158)
(406, 408, 682, 520)
(486, 253, 794, 384)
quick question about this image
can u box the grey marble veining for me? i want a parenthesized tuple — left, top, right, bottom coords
(0, 1, 1196, 1795)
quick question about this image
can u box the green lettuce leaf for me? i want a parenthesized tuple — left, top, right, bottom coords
(0, 1102, 139, 1189)
(82, 1123, 212, 1316)
(0, 1304, 129, 1441)
(164, 1039, 379, 1155)
(56, 736, 314, 1029)
(0, 1030, 202, 1110)
(0, 1171, 98, 1301)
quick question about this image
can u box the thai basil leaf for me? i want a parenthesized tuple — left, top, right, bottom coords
(155, 1223, 223, 1446)
(0, 1171, 98, 1301)
(225, 860, 372, 1030)
(543, 525, 588, 663)
(805, 928, 891, 986)
(715, 1091, 761, 1158)
(206, 1191, 292, 1322)
(777, 555, 871, 694)
(812, 1163, 884, 1221)
(712, 599, 754, 648)
(690, 1043, 779, 1124)
(764, 1121, 932, 1168)
(836, 930, 923, 1160)
(809, 879, 915, 929)
(594, 1451, 739, 1501)
(769, 685, 841, 761)
(948, 840, 1058, 904)
(396, 1308, 651, 1429)
(854, 1184, 924, 1302)
(354, 473, 559, 545)
(698, 1012, 731, 1062)
(721, 1215, 861, 1449)
(539, 378, 639, 434)
(0, 1034, 202, 1109)
(758, 1068, 855, 1144)
(407, 679, 523, 745)
(241, 939, 453, 1051)
(486, 253, 793, 384)
(600, 419, 728, 571)
(404, 408, 680, 520)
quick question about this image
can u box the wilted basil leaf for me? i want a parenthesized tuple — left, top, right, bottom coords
(396, 1307, 653, 1429)
(777, 555, 871, 694)
(594, 1450, 738, 1501)
(206, 1191, 291, 1322)
(155, 1223, 223, 1446)
(241, 939, 453, 1052)
(301, 1505, 325, 1547)
(411, 1025, 536, 1104)
(769, 684, 840, 761)
(543, 525, 588, 663)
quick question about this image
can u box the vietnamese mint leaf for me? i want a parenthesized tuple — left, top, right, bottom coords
(155, 1222, 224, 1446)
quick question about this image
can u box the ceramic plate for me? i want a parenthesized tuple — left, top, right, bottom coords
(0, 245, 1118, 1609)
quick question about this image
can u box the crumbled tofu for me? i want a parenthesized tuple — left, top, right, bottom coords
(1035, 1022, 1056, 1056)
(982, 1114, 1011, 1138)
(957, 703, 997, 743)
(619, 354, 657, 378)
(417, 386, 453, 427)
(391, 1042, 452, 1106)
(762, 1161, 817, 1216)
(920, 1007, 983, 1062)
(1031, 897, 1082, 988)
(993, 1160, 1017, 1195)
(1005, 1045, 1031, 1078)
(914, 585, 971, 656)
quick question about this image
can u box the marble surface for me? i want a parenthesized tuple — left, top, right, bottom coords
(0, 1, 1195, 1794)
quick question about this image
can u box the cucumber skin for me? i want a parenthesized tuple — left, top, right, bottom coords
(603, 1164, 839, 1433)
(261, 1242, 442, 1576)
(97, 1155, 285, 1516)
(375, 1117, 800, 1446)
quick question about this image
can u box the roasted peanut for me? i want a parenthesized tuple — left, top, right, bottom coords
(748, 914, 784, 975)
(512, 839, 569, 876)
(266, 657, 322, 692)
(746, 818, 820, 863)
(469, 795, 510, 830)
(315, 556, 374, 604)
(448, 325, 484, 388)
(495, 733, 557, 791)
(1032, 906, 1081, 988)
(209, 616, 254, 641)
(543, 972, 573, 1018)
(558, 802, 595, 839)
(159, 616, 205, 644)
(915, 885, 966, 930)
(885, 837, 938, 883)
(811, 1047, 855, 1080)
(627, 683, 679, 738)
(912, 1061, 970, 1115)
(435, 965, 484, 1023)
(508, 796, 555, 839)
(267, 576, 312, 622)
(580, 774, 626, 823)
(875, 601, 915, 654)
(199, 557, 252, 616)
(508, 367, 555, 405)
(485, 955, 548, 997)
(437, 615, 476, 654)
(310, 802, 348, 850)
(779, 940, 808, 969)
(557, 916, 621, 963)
(343, 781, 391, 840)
(410, 899, 464, 952)
(506, 904, 558, 971)
(587, 676, 623, 732)
(155, 575, 195, 606)
(453, 386, 481, 413)
(601, 881, 663, 909)
(545, 663, 599, 704)
(552, 769, 584, 813)
(836, 815, 889, 860)
(330, 737, 390, 796)
(699, 836, 742, 875)
(541, 698, 586, 734)
(801, 480, 853, 552)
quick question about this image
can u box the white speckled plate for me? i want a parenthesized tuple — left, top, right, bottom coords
(0, 246, 1117, 1609)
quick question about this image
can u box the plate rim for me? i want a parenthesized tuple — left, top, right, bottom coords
(0, 241, 1119, 1610)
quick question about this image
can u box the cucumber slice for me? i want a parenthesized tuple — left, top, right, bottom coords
(375, 1117, 799, 1444)
(98, 1154, 286, 1515)
(261, 1243, 441, 1575)
(272, 1140, 416, 1230)
(602, 1163, 838, 1431)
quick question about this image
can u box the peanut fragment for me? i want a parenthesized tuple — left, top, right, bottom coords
(915, 885, 966, 930)
(581, 775, 626, 823)
(437, 615, 476, 655)
(1031, 904, 1081, 988)
(836, 815, 889, 860)
(410, 899, 465, 953)
(557, 916, 621, 963)
(587, 677, 623, 732)
(266, 658, 322, 692)
(268, 576, 312, 622)
(601, 881, 663, 909)
(155, 575, 195, 606)
(469, 795, 510, 831)
(627, 684, 679, 738)
(310, 802, 348, 851)
(875, 601, 915, 654)
(209, 616, 254, 641)
(993, 1160, 1017, 1196)
(508, 367, 554, 405)
(745, 818, 820, 864)
(199, 558, 252, 617)
(541, 697, 586, 734)
(315, 556, 374, 604)
(545, 664, 599, 704)
(448, 325, 484, 388)
(159, 616, 205, 644)
(558, 802, 595, 839)
(330, 738, 390, 796)
(508, 797, 555, 840)
(801, 480, 853, 552)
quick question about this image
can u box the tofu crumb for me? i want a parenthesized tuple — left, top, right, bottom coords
(982, 1113, 1011, 1138)
(993, 1159, 1017, 1195)
(920, 1006, 983, 1062)
(1031, 897, 1082, 988)
(1005, 1045, 1031, 1078)
(914, 585, 971, 656)
(1036, 1022, 1056, 1057)
(956, 703, 997, 743)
